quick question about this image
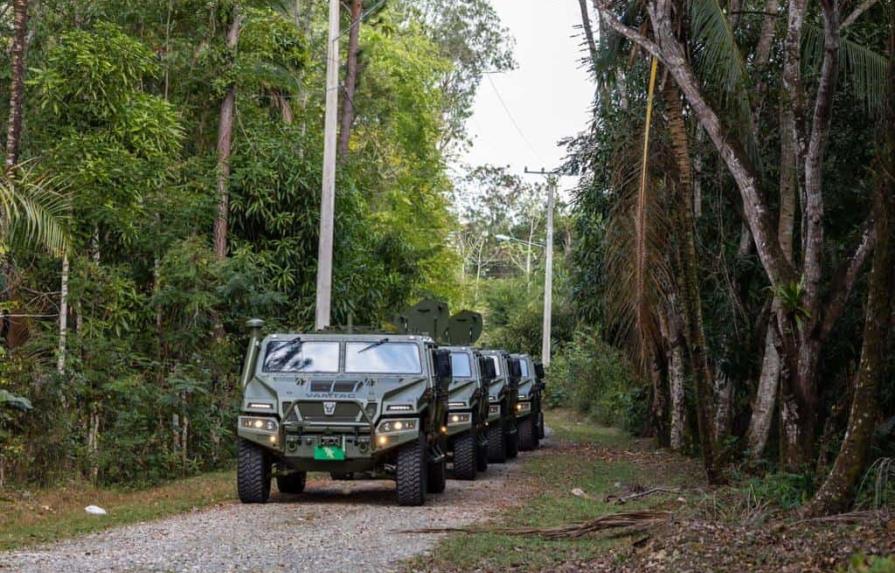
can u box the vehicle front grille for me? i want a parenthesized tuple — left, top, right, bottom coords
(296, 401, 364, 423)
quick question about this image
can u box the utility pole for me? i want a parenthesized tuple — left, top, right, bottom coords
(315, 0, 340, 331)
(525, 168, 560, 367)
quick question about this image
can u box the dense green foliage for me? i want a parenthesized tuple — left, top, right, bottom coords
(0, 0, 512, 487)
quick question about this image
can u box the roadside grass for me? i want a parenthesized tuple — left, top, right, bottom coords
(0, 470, 235, 551)
(412, 410, 699, 572)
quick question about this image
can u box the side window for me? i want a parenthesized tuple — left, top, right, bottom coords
(519, 359, 529, 377)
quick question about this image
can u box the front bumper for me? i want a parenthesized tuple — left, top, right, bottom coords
(237, 415, 420, 469)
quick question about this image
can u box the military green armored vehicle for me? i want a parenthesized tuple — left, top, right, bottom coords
(443, 346, 492, 479)
(236, 320, 452, 506)
(512, 353, 545, 450)
(479, 349, 521, 463)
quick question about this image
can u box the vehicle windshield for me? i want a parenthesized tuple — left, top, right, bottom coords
(345, 342, 422, 374)
(450, 352, 472, 378)
(262, 340, 339, 373)
(489, 356, 502, 376)
(519, 359, 529, 377)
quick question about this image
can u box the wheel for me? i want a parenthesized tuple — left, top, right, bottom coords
(537, 406, 545, 440)
(428, 454, 447, 493)
(396, 435, 427, 506)
(476, 432, 489, 472)
(487, 421, 506, 463)
(505, 420, 519, 459)
(276, 466, 307, 494)
(237, 439, 271, 503)
(518, 415, 536, 451)
(453, 432, 477, 480)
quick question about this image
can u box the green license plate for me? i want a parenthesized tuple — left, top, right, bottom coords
(314, 445, 346, 461)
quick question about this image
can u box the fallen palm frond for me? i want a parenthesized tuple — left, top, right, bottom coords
(606, 486, 681, 504)
(791, 509, 890, 525)
(400, 510, 671, 540)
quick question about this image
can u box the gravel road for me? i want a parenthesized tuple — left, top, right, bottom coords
(0, 455, 535, 573)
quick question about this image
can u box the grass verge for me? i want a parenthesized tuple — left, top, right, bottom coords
(411, 410, 700, 571)
(0, 470, 235, 551)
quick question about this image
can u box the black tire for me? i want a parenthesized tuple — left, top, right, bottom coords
(518, 415, 536, 451)
(505, 420, 519, 459)
(237, 439, 271, 504)
(537, 409, 545, 440)
(476, 432, 489, 472)
(276, 467, 307, 494)
(396, 435, 427, 506)
(453, 432, 477, 480)
(487, 421, 506, 463)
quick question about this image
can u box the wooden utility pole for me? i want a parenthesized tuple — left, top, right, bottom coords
(526, 168, 559, 367)
(315, 0, 340, 330)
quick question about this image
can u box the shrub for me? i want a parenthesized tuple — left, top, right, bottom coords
(546, 328, 644, 431)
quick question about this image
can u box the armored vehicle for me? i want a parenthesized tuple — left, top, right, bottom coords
(512, 353, 545, 450)
(236, 320, 452, 506)
(444, 346, 491, 479)
(479, 349, 521, 463)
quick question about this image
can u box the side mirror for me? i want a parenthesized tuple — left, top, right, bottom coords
(434, 348, 453, 380)
(508, 357, 522, 380)
(535, 362, 545, 380)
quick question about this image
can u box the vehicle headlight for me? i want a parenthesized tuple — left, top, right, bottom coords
(449, 413, 471, 425)
(488, 405, 500, 416)
(376, 419, 418, 434)
(240, 416, 278, 433)
(516, 402, 532, 413)
(247, 402, 274, 410)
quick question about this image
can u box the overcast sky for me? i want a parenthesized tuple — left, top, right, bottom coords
(458, 0, 594, 195)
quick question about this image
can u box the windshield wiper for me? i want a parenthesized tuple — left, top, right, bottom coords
(357, 338, 389, 353)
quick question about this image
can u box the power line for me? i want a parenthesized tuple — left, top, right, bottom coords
(486, 74, 542, 164)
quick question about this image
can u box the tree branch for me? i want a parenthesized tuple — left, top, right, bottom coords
(820, 219, 876, 340)
(801, 1, 841, 322)
(592, 0, 664, 60)
(842, 0, 877, 28)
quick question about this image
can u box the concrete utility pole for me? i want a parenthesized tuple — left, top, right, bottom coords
(315, 0, 340, 331)
(525, 168, 560, 367)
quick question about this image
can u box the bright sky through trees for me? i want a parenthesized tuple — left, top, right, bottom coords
(460, 0, 593, 195)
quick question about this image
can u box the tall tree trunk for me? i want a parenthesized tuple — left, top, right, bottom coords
(747, 327, 781, 455)
(747, 91, 798, 459)
(213, 7, 242, 260)
(578, 0, 599, 67)
(664, 295, 687, 451)
(5, 0, 29, 171)
(806, 15, 895, 516)
(338, 0, 363, 159)
(57, 253, 69, 374)
(664, 81, 721, 482)
(781, 0, 841, 469)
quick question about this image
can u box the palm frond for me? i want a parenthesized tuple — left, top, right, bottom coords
(0, 167, 69, 255)
(804, 26, 889, 116)
(602, 60, 674, 371)
(688, 0, 759, 165)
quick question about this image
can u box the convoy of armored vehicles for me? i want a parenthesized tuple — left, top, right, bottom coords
(236, 300, 546, 506)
